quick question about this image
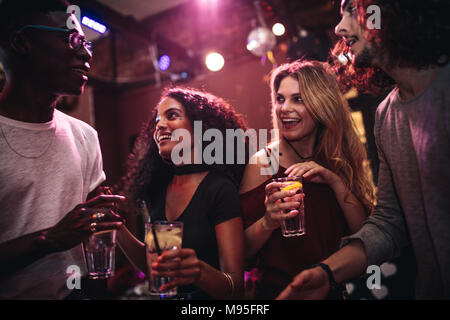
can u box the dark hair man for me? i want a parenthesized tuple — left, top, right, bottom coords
(278, 0, 450, 299)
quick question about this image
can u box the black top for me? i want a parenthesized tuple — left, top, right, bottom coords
(149, 172, 243, 299)
(172, 164, 212, 175)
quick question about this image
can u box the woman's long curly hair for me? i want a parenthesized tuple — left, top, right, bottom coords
(270, 59, 375, 214)
(121, 87, 249, 207)
(330, 0, 450, 94)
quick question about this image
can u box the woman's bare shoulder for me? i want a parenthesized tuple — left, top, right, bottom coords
(239, 141, 279, 194)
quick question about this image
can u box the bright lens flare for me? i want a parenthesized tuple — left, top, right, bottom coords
(272, 23, 285, 36)
(246, 40, 258, 51)
(205, 52, 225, 72)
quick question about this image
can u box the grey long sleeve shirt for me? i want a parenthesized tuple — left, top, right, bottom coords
(342, 64, 450, 299)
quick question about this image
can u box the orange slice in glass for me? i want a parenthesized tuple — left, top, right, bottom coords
(281, 181, 302, 192)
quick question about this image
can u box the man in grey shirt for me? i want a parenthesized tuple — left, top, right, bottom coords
(277, 0, 449, 299)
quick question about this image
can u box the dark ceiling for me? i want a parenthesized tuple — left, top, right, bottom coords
(0, 0, 344, 89)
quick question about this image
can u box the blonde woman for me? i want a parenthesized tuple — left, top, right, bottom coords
(239, 59, 375, 299)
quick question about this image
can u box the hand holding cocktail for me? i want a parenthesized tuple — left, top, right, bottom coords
(145, 221, 184, 297)
(264, 183, 301, 228)
(150, 248, 202, 292)
(265, 177, 305, 237)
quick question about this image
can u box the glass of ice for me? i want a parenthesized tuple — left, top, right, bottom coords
(83, 229, 117, 279)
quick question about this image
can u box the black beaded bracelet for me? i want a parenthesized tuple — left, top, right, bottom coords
(310, 263, 347, 300)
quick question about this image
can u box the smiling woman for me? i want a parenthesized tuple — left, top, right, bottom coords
(153, 97, 193, 162)
(274, 76, 318, 153)
(116, 87, 249, 300)
(239, 59, 375, 299)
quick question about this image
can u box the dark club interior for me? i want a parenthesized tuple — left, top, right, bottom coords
(0, 0, 448, 305)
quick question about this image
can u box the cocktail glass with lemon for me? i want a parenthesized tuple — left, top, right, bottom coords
(272, 176, 305, 237)
(145, 221, 183, 297)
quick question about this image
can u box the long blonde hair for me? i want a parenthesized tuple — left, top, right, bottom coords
(270, 59, 375, 214)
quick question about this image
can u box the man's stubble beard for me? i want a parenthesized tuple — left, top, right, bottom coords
(353, 46, 376, 68)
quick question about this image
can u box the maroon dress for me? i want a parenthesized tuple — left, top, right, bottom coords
(240, 167, 349, 299)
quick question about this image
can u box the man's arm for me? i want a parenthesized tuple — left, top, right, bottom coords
(339, 121, 410, 266)
(0, 195, 125, 279)
(276, 240, 367, 300)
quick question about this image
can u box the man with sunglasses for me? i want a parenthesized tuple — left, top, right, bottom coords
(0, 0, 124, 299)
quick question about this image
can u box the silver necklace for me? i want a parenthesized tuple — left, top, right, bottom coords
(1, 125, 56, 159)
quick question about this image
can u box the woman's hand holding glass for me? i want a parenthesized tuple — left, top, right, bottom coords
(151, 248, 201, 292)
(263, 182, 304, 231)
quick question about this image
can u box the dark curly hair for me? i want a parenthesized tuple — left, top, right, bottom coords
(121, 87, 249, 207)
(330, 0, 450, 94)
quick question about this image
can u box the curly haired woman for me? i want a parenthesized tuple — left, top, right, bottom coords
(117, 87, 248, 299)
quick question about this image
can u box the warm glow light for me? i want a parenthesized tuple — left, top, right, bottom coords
(205, 52, 224, 72)
(272, 23, 285, 36)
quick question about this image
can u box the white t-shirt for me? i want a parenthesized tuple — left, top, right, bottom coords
(0, 109, 106, 299)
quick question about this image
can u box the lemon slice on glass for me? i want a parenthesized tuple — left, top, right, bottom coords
(281, 181, 303, 192)
(146, 232, 182, 250)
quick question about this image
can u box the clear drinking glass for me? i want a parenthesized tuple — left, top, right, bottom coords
(145, 221, 183, 298)
(83, 229, 117, 279)
(270, 176, 305, 237)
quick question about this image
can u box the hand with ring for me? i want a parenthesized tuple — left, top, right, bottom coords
(89, 212, 106, 233)
(91, 212, 105, 222)
(44, 194, 126, 252)
(90, 222, 97, 233)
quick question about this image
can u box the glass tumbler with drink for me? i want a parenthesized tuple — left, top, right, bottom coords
(270, 176, 305, 237)
(82, 187, 121, 279)
(83, 229, 117, 279)
(145, 221, 183, 298)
